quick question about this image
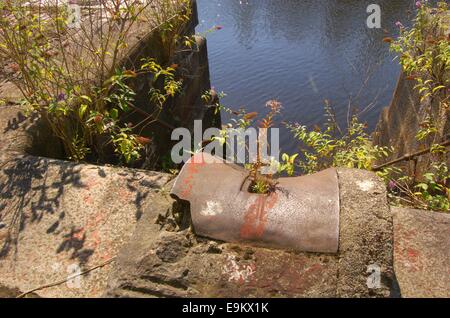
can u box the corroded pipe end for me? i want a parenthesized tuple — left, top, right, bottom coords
(171, 153, 340, 254)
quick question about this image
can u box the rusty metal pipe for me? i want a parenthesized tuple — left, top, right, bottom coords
(171, 153, 340, 254)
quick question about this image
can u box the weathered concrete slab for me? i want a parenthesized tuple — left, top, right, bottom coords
(393, 207, 450, 298)
(0, 104, 173, 298)
(0, 152, 169, 297)
(0, 153, 172, 297)
(106, 168, 396, 298)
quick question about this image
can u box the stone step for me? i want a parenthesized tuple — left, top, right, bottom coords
(393, 207, 450, 298)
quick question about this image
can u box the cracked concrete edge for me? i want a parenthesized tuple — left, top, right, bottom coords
(103, 188, 178, 298)
(336, 168, 397, 298)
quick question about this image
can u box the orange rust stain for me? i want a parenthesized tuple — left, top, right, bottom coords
(406, 248, 420, 259)
(72, 210, 107, 255)
(83, 194, 94, 204)
(401, 247, 423, 272)
(85, 211, 106, 249)
(85, 178, 100, 190)
(394, 227, 425, 272)
(180, 154, 206, 198)
(303, 263, 323, 275)
(118, 188, 133, 202)
(239, 263, 256, 285)
(88, 229, 101, 251)
(240, 193, 278, 239)
(100, 246, 113, 262)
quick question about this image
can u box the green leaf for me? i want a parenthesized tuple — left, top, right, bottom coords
(110, 108, 119, 120)
(432, 85, 446, 93)
(79, 104, 88, 119)
(80, 95, 92, 103)
(416, 183, 428, 191)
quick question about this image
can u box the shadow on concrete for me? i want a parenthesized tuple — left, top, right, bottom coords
(0, 156, 85, 261)
(2, 111, 29, 134)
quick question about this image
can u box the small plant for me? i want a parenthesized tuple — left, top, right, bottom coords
(243, 100, 282, 194)
(286, 100, 391, 175)
(250, 178, 272, 195)
(415, 164, 449, 211)
(209, 97, 308, 194)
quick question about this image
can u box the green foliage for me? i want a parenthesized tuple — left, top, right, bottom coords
(112, 127, 143, 164)
(390, 1, 449, 103)
(250, 179, 271, 195)
(386, 1, 449, 212)
(278, 153, 298, 176)
(0, 0, 189, 164)
(381, 162, 449, 212)
(415, 164, 449, 211)
(142, 58, 182, 108)
(103, 69, 138, 113)
(286, 102, 391, 174)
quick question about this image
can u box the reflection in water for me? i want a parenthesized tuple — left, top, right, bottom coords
(197, 0, 417, 153)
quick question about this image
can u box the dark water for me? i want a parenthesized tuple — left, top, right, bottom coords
(197, 0, 418, 154)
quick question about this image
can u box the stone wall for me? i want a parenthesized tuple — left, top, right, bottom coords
(118, 0, 221, 169)
(373, 65, 449, 179)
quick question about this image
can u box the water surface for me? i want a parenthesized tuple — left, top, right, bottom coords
(197, 0, 417, 153)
